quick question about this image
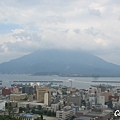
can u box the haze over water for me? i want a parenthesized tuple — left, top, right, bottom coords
(1, 74, 120, 89)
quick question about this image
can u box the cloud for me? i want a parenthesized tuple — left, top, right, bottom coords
(88, 8, 101, 16)
(0, 0, 120, 64)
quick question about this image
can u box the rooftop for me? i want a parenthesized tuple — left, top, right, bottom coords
(87, 111, 110, 117)
(18, 101, 47, 106)
(23, 113, 34, 117)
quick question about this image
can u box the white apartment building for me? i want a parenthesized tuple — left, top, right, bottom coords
(97, 96, 105, 106)
(56, 107, 75, 120)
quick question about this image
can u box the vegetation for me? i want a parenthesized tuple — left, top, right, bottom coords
(5, 102, 15, 117)
(67, 116, 75, 120)
(31, 108, 56, 117)
(0, 115, 19, 120)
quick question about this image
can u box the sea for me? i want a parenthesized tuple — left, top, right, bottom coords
(0, 74, 120, 89)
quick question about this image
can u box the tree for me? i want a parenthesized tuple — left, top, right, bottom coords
(81, 100, 86, 106)
(7, 102, 13, 117)
(31, 109, 35, 114)
(26, 104, 30, 113)
(38, 105, 42, 110)
(43, 109, 47, 115)
(5, 103, 8, 109)
(41, 114, 43, 120)
(19, 107, 26, 113)
(0, 115, 20, 120)
(51, 111, 56, 117)
(47, 110, 52, 116)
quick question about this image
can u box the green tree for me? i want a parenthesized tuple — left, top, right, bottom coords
(51, 111, 56, 117)
(43, 109, 47, 115)
(0, 115, 20, 120)
(47, 110, 52, 116)
(7, 102, 13, 117)
(26, 104, 30, 113)
(41, 114, 43, 120)
(38, 105, 42, 110)
(5, 103, 8, 109)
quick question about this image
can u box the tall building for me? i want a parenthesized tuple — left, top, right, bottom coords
(2, 88, 11, 96)
(97, 96, 105, 106)
(22, 86, 33, 95)
(36, 87, 51, 105)
(13, 86, 19, 94)
(101, 92, 112, 102)
(44, 92, 49, 105)
(67, 95, 81, 106)
(0, 81, 2, 88)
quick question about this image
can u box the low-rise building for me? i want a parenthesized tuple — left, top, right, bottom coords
(76, 109, 111, 120)
(15, 113, 40, 120)
(18, 101, 47, 108)
(10, 93, 27, 101)
(74, 116, 92, 120)
(0, 100, 5, 111)
(66, 95, 81, 106)
(51, 103, 61, 112)
(56, 106, 75, 120)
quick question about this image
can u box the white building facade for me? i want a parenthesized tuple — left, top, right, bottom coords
(56, 107, 75, 120)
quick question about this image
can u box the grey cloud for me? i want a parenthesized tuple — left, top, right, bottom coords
(73, 29, 80, 34)
(88, 8, 101, 16)
(12, 30, 42, 42)
(45, 16, 65, 24)
(62, 29, 69, 33)
(85, 27, 101, 36)
(118, 16, 120, 21)
(0, 45, 5, 53)
(2, 30, 43, 52)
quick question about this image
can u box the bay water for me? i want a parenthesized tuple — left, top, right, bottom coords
(0, 74, 120, 89)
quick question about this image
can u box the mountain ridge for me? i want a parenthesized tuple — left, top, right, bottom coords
(0, 49, 120, 77)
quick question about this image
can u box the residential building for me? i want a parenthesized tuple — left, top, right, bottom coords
(101, 92, 112, 102)
(2, 88, 11, 96)
(97, 96, 105, 106)
(56, 106, 75, 120)
(12, 86, 19, 94)
(66, 95, 81, 106)
(18, 102, 47, 108)
(74, 116, 92, 120)
(10, 93, 27, 101)
(51, 103, 61, 112)
(28, 95, 33, 101)
(36, 87, 51, 105)
(22, 86, 34, 95)
(76, 108, 111, 120)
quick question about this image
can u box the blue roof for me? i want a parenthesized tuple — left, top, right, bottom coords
(23, 113, 34, 117)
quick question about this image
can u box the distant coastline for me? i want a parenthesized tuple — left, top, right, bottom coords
(0, 73, 120, 77)
(32, 72, 120, 77)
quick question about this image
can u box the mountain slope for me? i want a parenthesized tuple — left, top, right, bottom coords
(0, 49, 120, 76)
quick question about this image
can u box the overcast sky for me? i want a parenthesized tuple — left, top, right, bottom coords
(0, 0, 120, 65)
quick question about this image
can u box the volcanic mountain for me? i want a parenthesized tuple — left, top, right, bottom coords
(0, 49, 120, 76)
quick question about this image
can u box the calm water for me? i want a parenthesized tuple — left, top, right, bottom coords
(0, 74, 120, 89)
